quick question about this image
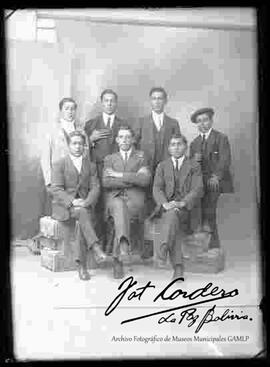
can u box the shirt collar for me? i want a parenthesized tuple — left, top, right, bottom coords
(119, 148, 132, 161)
(200, 127, 213, 140)
(103, 112, 115, 126)
(60, 118, 76, 134)
(171, 155, 185, 168)
(152, 111, 164, 124)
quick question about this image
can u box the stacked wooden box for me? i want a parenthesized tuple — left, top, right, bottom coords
(39, 216, 96, 272)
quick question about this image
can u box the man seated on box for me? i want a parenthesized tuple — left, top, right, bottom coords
(102, 126, 151, 279)
(51, 130, 107, 281)
(150, 134, 204, 279)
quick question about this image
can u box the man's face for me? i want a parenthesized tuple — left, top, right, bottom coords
(116, 129, 134, 151)
(168, 138, 187, 159)
(195, 113, 213, 133)
(150, 91, 167, 114)
(68, 136, 84, 157)
(102, 93, 117, 115)
(60, 102, 77, 122)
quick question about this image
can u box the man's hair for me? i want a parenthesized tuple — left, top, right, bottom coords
(59, 97, 77, 111)
(169, 133, 188, 146)
(100, 89, 118, 101)
(149, 87, 168, 99)
(67, 130, 86, 145)
(117, 125, 135, 137)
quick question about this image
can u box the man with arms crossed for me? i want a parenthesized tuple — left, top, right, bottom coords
(151, 134, 203, 279)
(102, 126, 151, 279)
(51, 131, 106, 281)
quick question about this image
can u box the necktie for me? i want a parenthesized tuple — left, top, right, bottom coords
(175, 159, 179, 171)
(124, 152, 128, 163)
(201, 134, 206, 153)
(107, 117, 111, 128)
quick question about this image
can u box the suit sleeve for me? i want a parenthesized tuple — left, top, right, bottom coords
(84, 119, 96, 148)
(132, 118, 142, 149)
(40, 134, 53, 186)
(122, 155, 151, 187)
(102, 155, 132, 189)
(213, 134, 232, 180)
(181, 163, 204, 210)
(173, 119, 181, 135)
(84, 162, 100, 207)
(152, 163, 169, 206)
(51, 160, 74, 208)
(189, 141, 195, 159)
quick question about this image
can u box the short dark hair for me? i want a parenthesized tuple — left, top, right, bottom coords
(149, 87, 168, 99)
(169, 133, 188, 146)
(100, 89, 118, 101)
(67, 130, 86, 145)
(59, 97, 77, 111)
(117, 125, 135, 137)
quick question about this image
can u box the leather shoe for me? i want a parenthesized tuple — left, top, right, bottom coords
(113, 258, 124, 279)
(172, 265, 184, 281)
(119, 238, 129, 262)
(93, 243, 107, 264)
(78, 264, 91, 281)
(159, 243, 168, 261)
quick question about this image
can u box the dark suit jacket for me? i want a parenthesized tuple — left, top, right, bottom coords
(189, 129, 234, 193)
(51, 155, 100, 221)
(133, 114, 181, 172)
(84, 114, 128, 164)
(102, 149, 151, 217)
(151, 157, 204, 220)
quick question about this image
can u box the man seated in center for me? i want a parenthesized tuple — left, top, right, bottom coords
(102, 126, 151, 279)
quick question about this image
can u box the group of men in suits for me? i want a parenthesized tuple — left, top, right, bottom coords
(41, 87, 233, 281)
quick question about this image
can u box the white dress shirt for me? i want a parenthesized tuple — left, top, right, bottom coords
(103, 112, 115, 128)
(200, 127, 213, 140)
(152, 111, 164, 131)
(120, 148, 132, 162)
(69, 154, 83, 173)
(60, 118, 76, 135)
(171, 155, 185, 170)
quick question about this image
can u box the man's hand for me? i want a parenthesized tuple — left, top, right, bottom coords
(194, 153, 202, 163)
(89, 129, 111, 143)
(104, 168, 123, 178)
(175, 201, 186, 209)
(207, 175, 220, 191)
(72, 198, 86, 207)
(162, 201, 178, 211)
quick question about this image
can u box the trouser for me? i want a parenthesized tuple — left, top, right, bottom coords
(62, 207, 99, 266)
(201, 190, 220, 248)
(95, 162, 107, 251)
(106, 195, 144, 258)
(158, 208, 189, 266)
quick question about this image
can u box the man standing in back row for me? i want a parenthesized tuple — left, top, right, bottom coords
(134, 87, 181, 214)
(189, 107, 234, 249)
(84, 89, 128, 248)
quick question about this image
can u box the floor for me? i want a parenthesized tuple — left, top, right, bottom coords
(11, 232, 264, 360)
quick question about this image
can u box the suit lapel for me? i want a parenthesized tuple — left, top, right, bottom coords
(66, 155, 80, 184)
(205, 129, 216, 155)
(164, 158, 175, 193)
(177, 157, 191, 192)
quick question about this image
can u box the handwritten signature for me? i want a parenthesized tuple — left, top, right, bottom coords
(105, 276, 252, 332)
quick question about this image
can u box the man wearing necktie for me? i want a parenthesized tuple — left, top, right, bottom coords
(133, 87, 181, 217)
(190, 107, 234, 249)
(150, 134, 203, 280)
(84, 89, 129, 250)
(50, 131, 107, 281)
(102, 126, 151, 279)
